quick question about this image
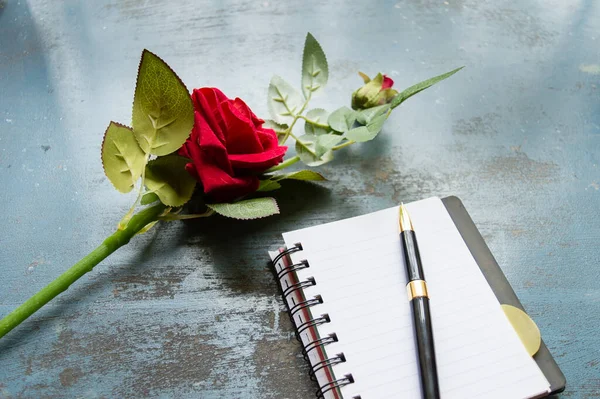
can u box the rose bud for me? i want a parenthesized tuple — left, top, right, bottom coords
(351, 72, 399, 110)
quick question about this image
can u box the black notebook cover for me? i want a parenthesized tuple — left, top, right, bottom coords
(442, 196, 566, 395)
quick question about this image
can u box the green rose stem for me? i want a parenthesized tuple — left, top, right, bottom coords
(265, 155, 300, 173)
(265, 136, 357, 174)
(332, 140, 355, 151)
(0, 202, 166, 340)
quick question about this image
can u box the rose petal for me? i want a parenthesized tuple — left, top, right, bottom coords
(184, 111, 233, 175)
(228, 145, 287, 170)
(200, 164, 259, 202)
(184, 161, 200, 181)
(255, 127, 280, 150)
(230, 98, 252, 120)
(179, 141, 191, 159)
(231, 97, 264, 126)
(382, 75, 394, 90)
(198, 125, 232, 170)
(219, 100, 263, 154)
(192, 88, 228, 143)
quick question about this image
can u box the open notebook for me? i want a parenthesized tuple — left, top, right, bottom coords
(269, 197, 562, 399)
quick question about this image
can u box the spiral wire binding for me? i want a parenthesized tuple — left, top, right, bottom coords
(270, 243, 315, 344)
(282, 277, 316, 298)
(277, 259, 310, 279)
(309, 352, 346, 380)
(302, 332, 338, 360)
(271, 242, 302, 267)
(298, 313, 331, 335)
(290, 295, 323, 318)
(317, 374, 355, 399)
(271, 243, 356, 398)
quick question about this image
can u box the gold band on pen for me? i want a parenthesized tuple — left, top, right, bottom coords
(406, 280, 429, 300)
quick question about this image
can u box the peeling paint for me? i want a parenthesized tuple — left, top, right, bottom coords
(59, 367, 83, 387)
(453, 113, 501, 136)
(579, 64, 600, 75)
(482, 152, 559, 185)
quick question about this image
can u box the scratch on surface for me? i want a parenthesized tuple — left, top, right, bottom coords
(271, 299, 281, 332)
(510, 145, 522, 152)
(26, 257, 46, 273)
(586, 182, 599, 191)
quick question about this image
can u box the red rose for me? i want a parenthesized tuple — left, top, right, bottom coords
(179, 88, 287, 202)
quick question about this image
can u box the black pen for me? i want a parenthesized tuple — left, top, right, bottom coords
(399, 204, 440, 399)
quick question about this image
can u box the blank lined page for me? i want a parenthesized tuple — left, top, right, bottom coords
(282, 197, 550, 399)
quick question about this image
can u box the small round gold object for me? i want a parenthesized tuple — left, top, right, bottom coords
(501, 304, 541, 357)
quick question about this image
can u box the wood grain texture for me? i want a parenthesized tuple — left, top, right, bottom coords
(0, 0, 598, 397)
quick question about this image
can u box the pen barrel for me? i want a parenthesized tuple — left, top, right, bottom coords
(401, 230, 425, 281)
(411, 296, 440, 399)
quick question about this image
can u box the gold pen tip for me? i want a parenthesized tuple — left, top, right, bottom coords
(399, 203, 414, 232)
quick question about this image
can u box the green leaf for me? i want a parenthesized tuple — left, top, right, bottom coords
(345, 113, 389, 142)
(273, 170, 326, 181)
(295, 134, 334, 167)
(390, 66, 463, 109)
(117, 213, 133, 231)
(367, 112, 387, 135)
(263, 119, 289, 134)
(132, 50, 194, 156)
(137, 220, 159, 234)
(257, 179, 282, 192)
(101, 122, 146, 193)
(304, 108, 330, 135)
(141, 192, 160, 205)
(328, 106, 357, 133)
(144, 155, 196, 207)
(358, 71, 371, 83)
(264, 119, 290, 145)
(268, 75, 304, 124)
(315, 134, 343, 157)
(345, 126, 371, 142)
(304, 121, 329, 136)
(356, 104, 390, 125)
(207, 198, 280, 220)
(301, 33, 329, 98)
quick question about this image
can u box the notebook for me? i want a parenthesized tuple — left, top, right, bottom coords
(269, 196, 565, 399)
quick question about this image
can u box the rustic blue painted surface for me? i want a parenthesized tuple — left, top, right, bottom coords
(0, 0, 598, 397)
